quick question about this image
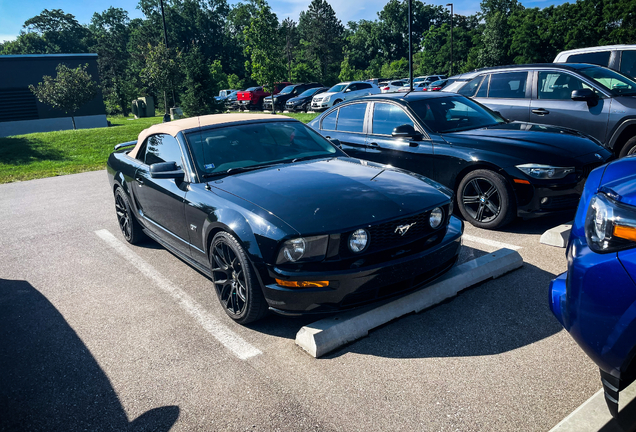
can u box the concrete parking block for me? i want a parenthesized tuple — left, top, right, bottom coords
(295, 248, 523, 358)
(540, 223, 573, 248)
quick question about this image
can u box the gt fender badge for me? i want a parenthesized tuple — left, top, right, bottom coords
(395, 222, 416, 236)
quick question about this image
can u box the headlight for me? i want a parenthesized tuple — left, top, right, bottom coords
(516, 164, 575, 180)
(349, 229, 369, 253)
(276, 235, 328, 264)
(323, 95, 331, 102)
(429, 207, 444, 228)
(585, 193, 636, 253)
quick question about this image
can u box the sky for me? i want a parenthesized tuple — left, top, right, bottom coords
(0, 0, 569, 43)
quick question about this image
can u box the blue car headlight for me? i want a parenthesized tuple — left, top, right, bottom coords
(276, 235, 329, 264)
(585, 193, 636, 253)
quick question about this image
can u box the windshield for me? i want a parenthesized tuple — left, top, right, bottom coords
(245, 87, 260, 92)
(185, 121, 339, 176)
(578, 66, 636, 95)
(298, 87, 322, 98)
(279, 85, 295, 94)
(328, 84, 347, 93)
(409, 96, 506, 133)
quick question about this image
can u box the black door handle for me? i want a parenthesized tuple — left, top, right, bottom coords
(369, 142, 379, 147)
(532, 108, 550, 115)
(325, 136, 331, 139)
(409, 142, 419, 147)
(136, 177, 144, 186)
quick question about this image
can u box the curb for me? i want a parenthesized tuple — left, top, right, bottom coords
(540, 222, 572, 248)
(295, 248, 524, 358)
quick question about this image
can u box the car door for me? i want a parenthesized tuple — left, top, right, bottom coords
(343, 83, 360, 101)
(363, 102, 436, 180)
(134, 133, 191, 256)
(318, 102, 368, 159)
(529, 70, 610, 143)
(472, 71, 531, 122)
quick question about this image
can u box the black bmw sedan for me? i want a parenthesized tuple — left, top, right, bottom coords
(308, 93, 612, 229)
(107, 114, 462, 324)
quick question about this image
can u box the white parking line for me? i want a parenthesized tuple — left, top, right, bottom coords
(95, 229, 262, 360)
(462, 234, 522, 251)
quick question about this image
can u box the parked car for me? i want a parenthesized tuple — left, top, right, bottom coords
(444, 63, 636, 157)
(554, 45, 636, 79)
(107, 114, 463, 323)
(423, 79, 449, 92)
(310, 81, 380, 111)
(381, 80, 408, 93)
(262, 82, 323, 111)
(397, 82, 427, 92)
(285, 87, 329, 112)
(215, 89, 240, 101)
(308, 92, 612, 229)
(549, 155, 636, 418)
(237, 82, 291, 111)
(224, 91, 240, 111)
(413, 75, 447, 86)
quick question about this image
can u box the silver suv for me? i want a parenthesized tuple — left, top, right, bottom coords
(444, 63, 636, 157)
(554, 45, 636, 79)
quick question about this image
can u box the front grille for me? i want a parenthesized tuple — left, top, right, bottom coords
(338, 206, 449, 257)
(581, 162, 603, 178)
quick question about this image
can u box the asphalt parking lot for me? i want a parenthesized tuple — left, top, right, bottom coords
(0, 170, 612, 431)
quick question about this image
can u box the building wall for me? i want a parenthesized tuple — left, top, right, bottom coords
(0, 54, 106, 136)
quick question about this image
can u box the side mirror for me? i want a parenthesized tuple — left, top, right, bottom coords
(150, 161, 185, 179)
(571, 88, 598, 107)
(329, 138, 342, 148)
(392, 124, 423, 141)
(344, 88, 352, 93)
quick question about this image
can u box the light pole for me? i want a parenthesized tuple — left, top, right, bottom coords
(446, 3, 454, 77)
(159, 0, 174, 122)
(408, 0, 413, 92)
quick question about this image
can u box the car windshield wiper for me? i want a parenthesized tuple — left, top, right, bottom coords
(201, 164, 276, 178)
(291, 154, 331, 163)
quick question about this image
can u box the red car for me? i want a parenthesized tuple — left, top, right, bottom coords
(236, 82, 292, 111)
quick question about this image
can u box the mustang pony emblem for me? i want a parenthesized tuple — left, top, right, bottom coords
(395, 222, 417, 236)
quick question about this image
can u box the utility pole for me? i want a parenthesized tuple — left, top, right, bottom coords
(408, 0, 413, 92)
(446, 3, 454, 77)
(159, 0, 174, 122)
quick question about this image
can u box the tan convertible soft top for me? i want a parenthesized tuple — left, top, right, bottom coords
(128, 113, 283, 159)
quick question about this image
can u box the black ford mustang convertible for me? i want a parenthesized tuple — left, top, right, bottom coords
(107, 114, 463, 323)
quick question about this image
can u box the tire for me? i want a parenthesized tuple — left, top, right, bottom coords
(210, 232, 268, 324)
(114, 187, 145, 244)
(333, 99, 342, 106)
(457, 169, 516, 229)
(619, 136, 636, 158)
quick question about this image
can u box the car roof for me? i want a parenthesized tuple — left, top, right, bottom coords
(359, 92, 455, 103)
(557, 44, 636, 55)
(129, 114, 296, 159)
(450, 62, 605, 79)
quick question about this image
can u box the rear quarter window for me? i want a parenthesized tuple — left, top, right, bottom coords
(567, 51, 611, 67)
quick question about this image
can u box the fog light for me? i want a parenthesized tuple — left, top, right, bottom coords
(541, 197, 549, 205)
(275, 279, 329, 288)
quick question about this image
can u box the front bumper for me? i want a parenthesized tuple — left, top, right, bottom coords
(310, 101, 329, 111)
(262, 216, 463, 314)
(515, 179, 586, 218)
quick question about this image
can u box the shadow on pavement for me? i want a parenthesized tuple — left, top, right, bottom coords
(496, 211, 575, 235)
(0, 279, 179, 431)
(322, 259, 563, 359)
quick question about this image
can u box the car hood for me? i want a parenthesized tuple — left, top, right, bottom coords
(443, 122, 610, 165)
(211, 158, 451, 234)
(314, 92, 338, 99)
(287, 96, 309, 103)
(598, 156, 636, 208)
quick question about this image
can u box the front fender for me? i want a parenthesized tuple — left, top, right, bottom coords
(608, 116, 636, 150)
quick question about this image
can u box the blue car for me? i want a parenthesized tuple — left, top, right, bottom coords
(550, 155, 636, 417)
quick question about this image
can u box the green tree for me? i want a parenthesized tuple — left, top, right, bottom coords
(29, 63, 98, 130)
(298, 0, 345, 84)
(244, 0, 285, 97)
(181, 46, 222, 116)
(23, 9, 91, 53)
(140, 43, 181, 116)
(90, 7, 133, 115)
(478, 0, 524, 67)
(338, 56, 357, 82)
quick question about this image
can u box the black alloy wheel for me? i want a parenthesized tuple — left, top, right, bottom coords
(210, 232, 268, 324)
(457, 169, 515, 229)
(114, 188, 145, 244)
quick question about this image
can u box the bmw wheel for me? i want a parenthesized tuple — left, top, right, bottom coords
(457, 169, 516, 229)
(210, 232, 268, 324)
